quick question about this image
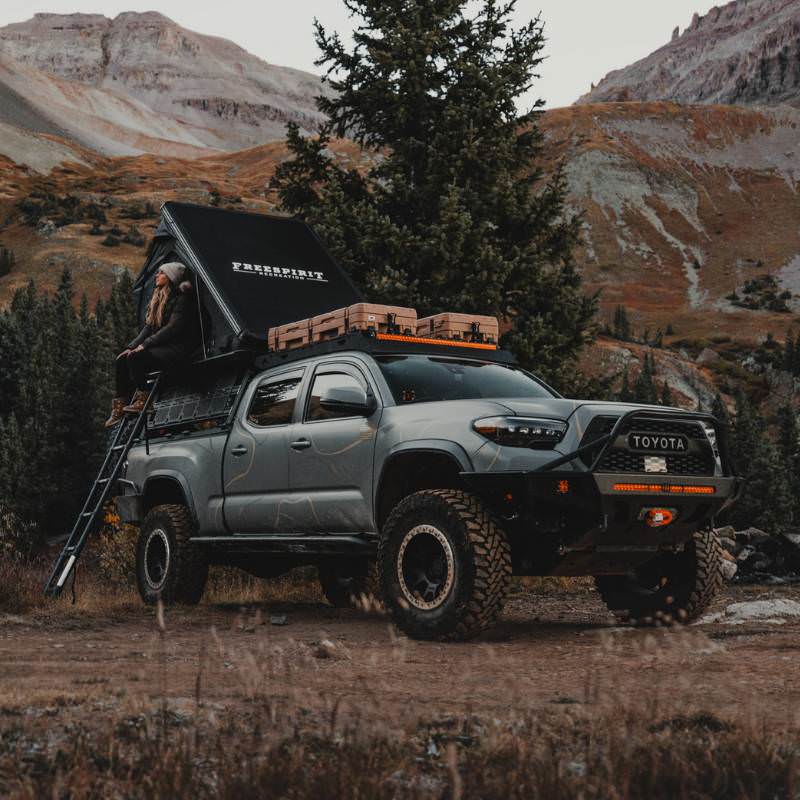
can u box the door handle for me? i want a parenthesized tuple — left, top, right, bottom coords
(231, 446, 248, 457)
(291, 439, 312, 451)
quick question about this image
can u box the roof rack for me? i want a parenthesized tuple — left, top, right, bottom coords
(253, 331, 517, 371)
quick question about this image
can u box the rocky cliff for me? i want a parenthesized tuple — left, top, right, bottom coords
(0, 12, 329, 155)
(578, 0, 800, 107)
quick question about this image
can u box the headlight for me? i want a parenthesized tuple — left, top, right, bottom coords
(473, 416, 567, 449)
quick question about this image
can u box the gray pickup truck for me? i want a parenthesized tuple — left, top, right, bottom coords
(117, 335, 739, 640)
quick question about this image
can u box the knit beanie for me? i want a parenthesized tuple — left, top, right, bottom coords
(159, 262, 186, 286)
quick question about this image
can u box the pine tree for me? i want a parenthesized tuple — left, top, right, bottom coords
(784, 330, 795, 373)
(660, 380, 674, 407)
(729, 392, 793, 533)
(633, 352, 659, 405)
(711, 393, 730, 428)
(619, 366, 633, 403)
(271, 0, 597, 388)
(777, 404, 800, 520)
(612, 305, 632, 341)
(0, 248, 14, 277)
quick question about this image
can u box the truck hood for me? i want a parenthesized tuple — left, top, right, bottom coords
(499, 398, 685, 421)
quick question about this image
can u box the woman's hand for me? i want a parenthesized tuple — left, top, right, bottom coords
(116, 349, 131, 360)
(132, 345, 145, 353)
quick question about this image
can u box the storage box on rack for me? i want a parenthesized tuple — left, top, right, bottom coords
(416, 313, 499, 344)
(310, 303, 418, 342)
(347, 303, 417, 336)
(268, 318, 311, 351)
(310, 307, 349, 342)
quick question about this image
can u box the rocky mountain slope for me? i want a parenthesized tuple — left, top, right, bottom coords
(578, 0, 800, 107)
(0, 12, 329, 156)
(1, 101, 798, 408)
(544, 101, 800, 341)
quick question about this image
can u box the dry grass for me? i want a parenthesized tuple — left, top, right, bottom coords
(0, 555, 325, 618)
(0, 698, 797, 798)
(2, 553, 799, 797)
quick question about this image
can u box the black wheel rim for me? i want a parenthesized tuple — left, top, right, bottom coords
(397, 524, 455, 610)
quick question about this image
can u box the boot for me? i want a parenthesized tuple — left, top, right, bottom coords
(123, 389, 150, 415)
(104, 397, 127, 428)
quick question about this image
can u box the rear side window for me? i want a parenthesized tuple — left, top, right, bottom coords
(247, 374, 303, 427)
(306, 372, 365, 422)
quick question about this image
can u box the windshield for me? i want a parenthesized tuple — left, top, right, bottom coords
(375, 355, 554, 404)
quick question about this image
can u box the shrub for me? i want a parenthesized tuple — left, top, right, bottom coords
(122, 225, 146, 247)
(0, 247, 14, 277)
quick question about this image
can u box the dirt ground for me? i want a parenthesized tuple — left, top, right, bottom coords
(2, 582, 799, 734)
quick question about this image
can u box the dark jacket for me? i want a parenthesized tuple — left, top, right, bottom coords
(128, 281, 201, 365)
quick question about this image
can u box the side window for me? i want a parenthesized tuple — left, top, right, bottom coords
(247, 374, 303, 427)
(306, 371, 365, 422)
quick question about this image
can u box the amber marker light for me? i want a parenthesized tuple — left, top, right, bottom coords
(377, 333, 499, 350)
(612, 483, 715, 495)
(556, 480, 570, 495)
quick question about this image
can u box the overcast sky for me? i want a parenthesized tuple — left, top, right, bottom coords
(0, 1, 719, 108)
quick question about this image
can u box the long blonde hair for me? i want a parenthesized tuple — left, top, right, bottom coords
(145, 284, 172, 328)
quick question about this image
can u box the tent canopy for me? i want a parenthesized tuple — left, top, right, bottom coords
(133, 202, 363, 356)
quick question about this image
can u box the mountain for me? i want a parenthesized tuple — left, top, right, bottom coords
(0, 12, 329, 156)
(544, 101, 800, 339)
(578, 0, 800, 107)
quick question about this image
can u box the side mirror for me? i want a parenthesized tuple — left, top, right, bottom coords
(319, 386, 377, 416)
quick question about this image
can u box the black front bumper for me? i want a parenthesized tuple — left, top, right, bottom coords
(461, 469, 741, 575)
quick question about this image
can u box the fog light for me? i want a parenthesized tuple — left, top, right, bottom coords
(640, 508, 677, 528)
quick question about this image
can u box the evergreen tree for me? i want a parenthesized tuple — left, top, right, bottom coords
(271, 0, 597, 388)
(784, 329, 795, 373)
(777, 404, 800, 519)
(0, 248, 14, 277)
(660, 380, 674, 407)
(633, 352, 659, 405)
(711, 393, 730, 428)
(618, 366, 633, 403)
(0, 271, 131, 549)
(794, 334, 800, 377)
(612, 305, 632, 341)
(729, 391, 793, 533)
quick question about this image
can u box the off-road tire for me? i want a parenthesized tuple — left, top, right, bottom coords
(318, 559, 380, 609)
(136, 504, 208, 606)
(595, 530, 724, 626)
(378, 490, 512, 641)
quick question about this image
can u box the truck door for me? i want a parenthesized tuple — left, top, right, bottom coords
(287, 362, 380, 534)
(222, 368, 305, 534)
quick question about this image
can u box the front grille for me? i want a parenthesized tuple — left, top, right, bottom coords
(624, 417, 707, 439)
(579, 414, 716, 476)
(579, 416, 619, 468)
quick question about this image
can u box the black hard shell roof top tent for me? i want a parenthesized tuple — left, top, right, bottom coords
(133, 202, 363, 359)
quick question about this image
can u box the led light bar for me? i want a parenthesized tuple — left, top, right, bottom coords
(612, 483, 716, 495)
(377, 333, 499, 350)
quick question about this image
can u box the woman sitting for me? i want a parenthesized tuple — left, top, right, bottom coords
(105, 262, 201, 427)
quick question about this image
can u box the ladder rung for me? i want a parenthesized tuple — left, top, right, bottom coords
(97, 478, 110, 485)
(112, 445, 126, 451)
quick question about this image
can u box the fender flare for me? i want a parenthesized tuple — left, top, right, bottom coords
(142, 470, 199, 523)
(374, 440, 474, 510)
